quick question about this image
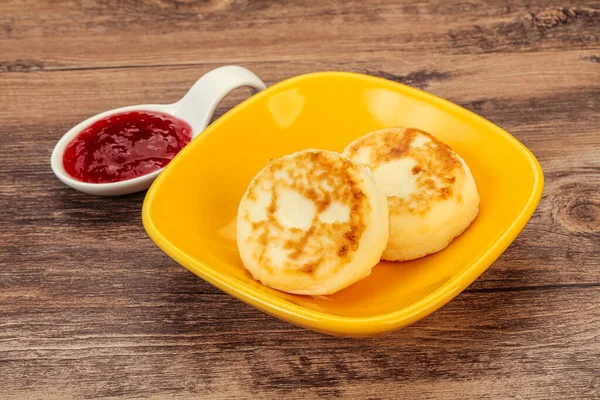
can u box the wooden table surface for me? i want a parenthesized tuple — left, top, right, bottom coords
(1, 1, 599, 399)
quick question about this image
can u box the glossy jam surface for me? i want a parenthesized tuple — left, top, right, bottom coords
(63, 111, 191, 183)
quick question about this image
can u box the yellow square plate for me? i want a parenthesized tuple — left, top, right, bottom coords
(142, 72, 543, 337)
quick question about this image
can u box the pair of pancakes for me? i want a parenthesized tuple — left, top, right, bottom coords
(237, 127, 480, 295)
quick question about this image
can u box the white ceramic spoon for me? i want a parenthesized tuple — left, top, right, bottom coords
(51, 65, 266, 196)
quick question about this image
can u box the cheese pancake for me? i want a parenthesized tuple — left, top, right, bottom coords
(237, 150, 389, 295)
(344, 127, 479, 261)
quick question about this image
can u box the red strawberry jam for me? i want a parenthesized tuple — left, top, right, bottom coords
(63, 111, 191, 183)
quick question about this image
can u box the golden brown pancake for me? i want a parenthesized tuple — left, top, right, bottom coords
(237, 149, 389, 295)
(344, 127, 479, 261)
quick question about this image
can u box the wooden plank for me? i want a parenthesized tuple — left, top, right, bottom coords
(0, 287, 598, 399)
(1, 1, 599, 70)
(2, 50, 599, 124)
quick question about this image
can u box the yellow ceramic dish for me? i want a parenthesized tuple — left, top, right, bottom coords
(142, 72, 543, 337)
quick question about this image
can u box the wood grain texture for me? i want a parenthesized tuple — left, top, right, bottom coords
(1, 0, 599, 399)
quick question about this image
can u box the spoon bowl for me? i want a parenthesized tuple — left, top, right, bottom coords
(51, 65, 266, 196)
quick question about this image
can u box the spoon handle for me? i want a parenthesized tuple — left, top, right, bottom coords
(173, 65, 266, 137)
